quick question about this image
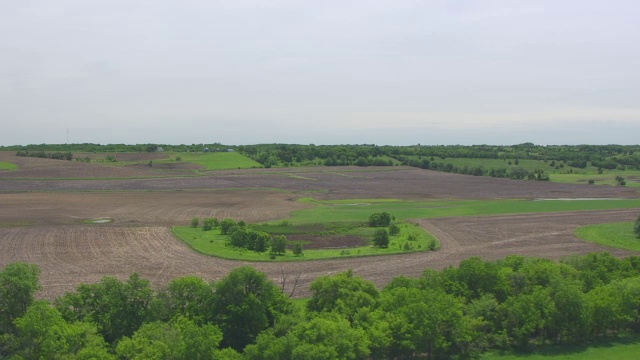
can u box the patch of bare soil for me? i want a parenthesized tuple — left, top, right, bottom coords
(286, 234, 368, 250)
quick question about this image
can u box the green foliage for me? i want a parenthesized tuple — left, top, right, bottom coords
(220, 218, 237, 235)
(55, 273, 153, 343)
(307, 270, 379, 323)
(293, 244, 304, 256)
(212, 266, 293, 351)
(634, 214, 640, 239)
(4, 254, 640, 359)
(372, 229, 389, 248)
(245, 313, 371, 360)
(190, 217, 199, 228)
(153, 276, 214, 322)
(0, 262, 41, 334)
(388, 223, 400, 236)
(116, 317, 229, 360)
(270, 235, 287, 255)
(368, 212, 391, 227)
(13, 301, 113, 360)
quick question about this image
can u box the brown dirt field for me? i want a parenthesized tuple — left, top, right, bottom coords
(2, 165, 639, 200)
(1, 209, 638, 300)
(1, 162, 640, 299)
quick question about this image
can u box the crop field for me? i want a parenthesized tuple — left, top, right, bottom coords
(1, 153, 640, 299)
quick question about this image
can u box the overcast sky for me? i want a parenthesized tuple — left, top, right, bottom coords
(1, 0, 639, 146)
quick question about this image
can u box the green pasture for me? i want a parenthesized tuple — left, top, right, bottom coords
(172, 220, 435, 262)
(482, 334, 640, 360)
(0, 161, 17, 170)
(575, 222, 640, 251)
(431, 157, 550, 172)
(170, 152, 262, 170)
(173, 197, 640, 261)
(287, 198, 640, 224)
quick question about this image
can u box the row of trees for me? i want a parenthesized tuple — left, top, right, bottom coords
(240, 143, 640, 170)
(15, 150, 73, 161)
(3, 252, 640, 359)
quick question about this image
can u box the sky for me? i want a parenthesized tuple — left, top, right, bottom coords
(1, 0, 639, 146)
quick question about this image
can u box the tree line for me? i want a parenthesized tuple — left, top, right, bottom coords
(3, 252, 640, 359)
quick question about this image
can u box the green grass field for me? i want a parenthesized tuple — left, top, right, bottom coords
(288, 198, 640, 224)
(482, 334, 640, 359)
(173, 197, 640, 261)
(0, 161, 17, 170)
(575, 222, 640, 251)
(173, 152, 262, 170)
(172, 220, 435, 262)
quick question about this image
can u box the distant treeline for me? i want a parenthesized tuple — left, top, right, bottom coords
(3, 252, 640, 359)
(239, 143, 640, 170)
(15, 150, 73, 161)
(4, 142, 640, 171)
(2, 143, 232, 153)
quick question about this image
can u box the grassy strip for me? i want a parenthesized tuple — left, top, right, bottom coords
(176, 152, 262, 170)
(289, 198, 640, 224)
(482, 334, 640, 359)
(172, 221, 436, 262)
(575, 222, 640, 251)
(0, 161, 17, 170)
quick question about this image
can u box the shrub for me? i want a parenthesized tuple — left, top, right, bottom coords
(373, 229, 389, 248)
(368, 212, 391, 227)
(389, 224, 400, 236)
(191, 217, 199, 228)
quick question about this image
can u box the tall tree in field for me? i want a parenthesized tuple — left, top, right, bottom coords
(634, 213, 640, 238)
(0, 262, 41, 334)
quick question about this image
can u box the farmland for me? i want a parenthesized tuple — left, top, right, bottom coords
(0, 150, 639, 300)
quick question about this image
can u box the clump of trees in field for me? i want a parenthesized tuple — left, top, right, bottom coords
(634, 213, 640, 238)
(3, 252, 640, 358)
(15, 150, 73, 161)
(192, 217, 288, 255)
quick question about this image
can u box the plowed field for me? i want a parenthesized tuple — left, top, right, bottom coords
(1, 155, 640, 299)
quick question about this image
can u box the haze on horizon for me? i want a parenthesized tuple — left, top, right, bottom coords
(1, 0, 639, 147)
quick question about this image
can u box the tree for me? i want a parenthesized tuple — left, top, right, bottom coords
(191, 217, 199, 228)
(293, 244, 303, 256)
(220, 218, 237, 235)
(0, 262, 41, 334)
(55, 273, 153, 343)
(245, 314, 370, 360)
(270, 235, 287, 255)
(116, 317, 231, 360)
(202, 217, 216, 231)
(634, 213, 640, 239)
(368, 212, 391, 227)
(212, 267, 292, 350)
(155, 276, 214, 323)
(14, 301, 113, 360)
(307, 270, 379, 323)
(388, 224, 400, 236)
(372, 229, 389, 248)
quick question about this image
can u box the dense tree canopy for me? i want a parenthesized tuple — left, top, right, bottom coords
(4, 252, 640, 359)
